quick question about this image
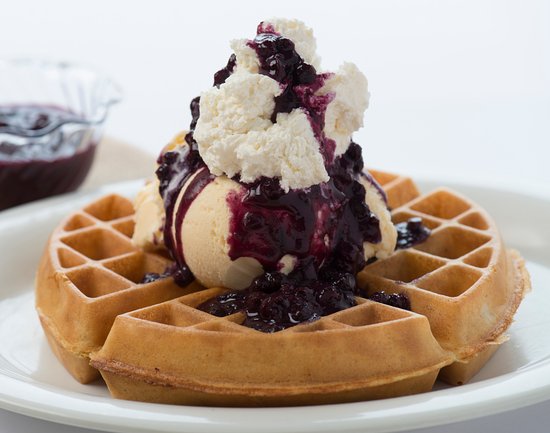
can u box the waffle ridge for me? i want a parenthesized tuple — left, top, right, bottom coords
(362, 170, 531, 384)
(35, 194, 202, 383)
(35, 172, 530, 403)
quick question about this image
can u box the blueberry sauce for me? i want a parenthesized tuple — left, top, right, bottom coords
(189, 97, 201, 130)
(395, 217, 431, 249)
(199, 270, 356, 333)
(213, 54, 236, 88)
(368, 291, 411, 310)
(140, 263, 179, 284)
(227, 142, 381, 276)
(200, 141, 383, 332)
(248, 30, 336, 163)
(0, 105, 97, 210)
(155, 125, 212, 286)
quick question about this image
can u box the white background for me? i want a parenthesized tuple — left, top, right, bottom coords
(2, 0, 548, 186)
(1, 0, 549, 432)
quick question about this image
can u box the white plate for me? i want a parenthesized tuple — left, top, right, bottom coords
(0, 178, 549, 433)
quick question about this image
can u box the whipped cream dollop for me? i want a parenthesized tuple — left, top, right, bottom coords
(194, 18, 369, 191)
(194, 73, 328, 191)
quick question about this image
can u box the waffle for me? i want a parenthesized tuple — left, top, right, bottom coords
(35, 172, 530, 405)
(35, 194, 202, 383)
(363, 170, 531, 385)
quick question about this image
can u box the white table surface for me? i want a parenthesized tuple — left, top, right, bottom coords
(1, 0, 549, 432)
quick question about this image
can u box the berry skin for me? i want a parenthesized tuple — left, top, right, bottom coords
(369, 291, 411, 311)
(395, 217, 431, 249)
(198, 271, 357, 332)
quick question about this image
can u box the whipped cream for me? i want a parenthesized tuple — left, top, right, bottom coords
(319, 62, 370, 156)
(194, 18, 369, 191)
(195, 70, 328, 191)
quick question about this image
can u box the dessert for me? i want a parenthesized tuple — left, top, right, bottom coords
(36, 19, 530, 405)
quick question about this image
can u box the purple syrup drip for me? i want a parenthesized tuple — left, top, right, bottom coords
(189, 96, 201, 130)
(361, 170, 388, 205)
(226, 142, 381, 278)
(173, 167, 214, 272)
(213, 54, 236, 88)
(226, 178, 337, 269)
(156, 130, 210, 286)
(155, 55, 233, 284)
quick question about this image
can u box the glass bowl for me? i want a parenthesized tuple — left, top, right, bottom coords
(0, 59, 122, 210)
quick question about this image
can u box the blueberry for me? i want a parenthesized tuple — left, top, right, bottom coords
(254, 33, 278, 57)
(155, 163, 170, 181)
(294, 63, 316, 85)
(264, 53, 287, 81)
(395, 218, 431, 249)
(331, 272, 356, 292)
(245, 291, 265, 312)
(249, 272, 283, 293)
(242, 212, 264, 230)
(289, 298, 318, 322)
(275, 37, 295, 53)
(162, 151, 177, 164)
(259, 295, 289, 322)
(369, 291, 411, 311)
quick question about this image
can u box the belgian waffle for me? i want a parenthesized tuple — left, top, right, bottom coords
(35, 171, 530, 404)
(362, 170, 530, 385)
(35, 194, 202, 383)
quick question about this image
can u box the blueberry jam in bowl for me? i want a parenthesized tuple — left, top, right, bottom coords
(0, 59, 121, 210)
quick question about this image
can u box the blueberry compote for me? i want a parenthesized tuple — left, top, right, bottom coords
(0, 105, 97, 210)
(200, 138, 383, 332)
(395, 217, 431, 249)
(368, 291, 411, 310)
(226, 141, 381, 276)
(155, 129, 212, 286)
(248, 26, 335, 162)
(200, 269, 356, 332)
(159, 23, 397, 332)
